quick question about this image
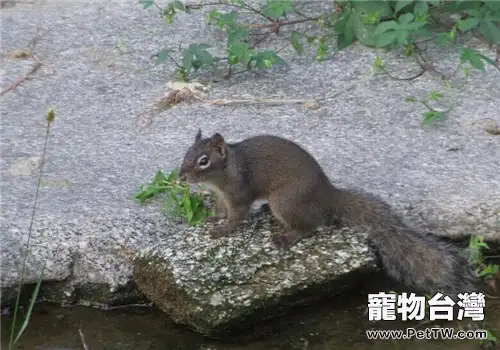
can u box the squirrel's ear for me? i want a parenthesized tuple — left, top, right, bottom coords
(210, 133, 225, 146)
(210, 133, 226, 157)
(195, 129, 202, 142)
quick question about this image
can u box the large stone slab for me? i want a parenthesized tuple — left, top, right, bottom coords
(1, 0, 498, 311)
(132, 210, 378, 336)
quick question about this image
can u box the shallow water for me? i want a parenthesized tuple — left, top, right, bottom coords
(2, 277, 499, 350)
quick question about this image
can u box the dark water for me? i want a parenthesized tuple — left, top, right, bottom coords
(2, 276, 499, 350)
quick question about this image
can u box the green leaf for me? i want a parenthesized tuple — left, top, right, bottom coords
(485, 2, 500, 12)
(13, 264, 45, 346)
(414, 1, 429, 15)
(479, 263, 500, 277)
(407, 20, 427, 30)
(216, 10, 238, 28)
(139, 0, 154, 9)
(171, 0, 185, 11)
(315, 40, 328, 60)
(457, 18, 480, 32)
(290, 31, 304, 54)
(155, 50, 170, 64)
(479, 20, 500, 45)
(429, 90, 443, 101)
(486, 330, 498, 342)
(252, 50, 286, 69)
(460, 48, 485, 71)
(422, 111, 444, 125)
(182, 52, 193, 70)
(352, 8, 378, 47)
(375, 31, 398, 47)
(154, 169, 167, 182)
(344, 12, 356, 43)
(337, 34, 355, 50)
(425, 0, 441, 6)
(306, 35, 316, 44)
(398, 13, 415, 25)
(374, 20, 400, 35)
(166, 168, 179, 181)
(194, 50, 213, 68)
(352, 1, 394, 17)
(227, 26, 249, 45)
(435, 32, 450, 46)
(182, 44, 213, 70)
(396, 29, 410, 44)
(229, 42, 252, 65)
(395, 0, 413, 14)
(263, 0, 294, 20)
(477, 52, 500, 71)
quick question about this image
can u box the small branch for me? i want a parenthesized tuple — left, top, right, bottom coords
(280, 17, 319, 27)
(250, 29, 274, 49)
(276, 42, 291, 54)
(242, 3, 274, 22)
(0, 55, 43, 96)
(378, 65, 427, 81)
(202, 97, 317, 106)
(414, 35, 438, 45)
(421, 100, 450, 114)
(223, 67, 249, 78)
(78, 329, 89, 350)
(414, 45, 461, 80)
(184, 1, 273, 21)
(241, 17, 318, 29)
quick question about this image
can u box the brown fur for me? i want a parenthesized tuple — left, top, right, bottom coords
(179, 130, 478, 295)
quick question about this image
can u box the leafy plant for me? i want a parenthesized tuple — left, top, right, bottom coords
(465, 235, 499, 349)
(468, 235, 500, 280)
(404, 90, 449, 125)
(481, 329, 498, 348)
(135, 168, 215, 225)
(8, 109, 55, 349)
(141, 0, 499, 77)
(140, 0, 499, 127)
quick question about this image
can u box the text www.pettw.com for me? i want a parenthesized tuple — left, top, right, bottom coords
(366, 328, 488, 340)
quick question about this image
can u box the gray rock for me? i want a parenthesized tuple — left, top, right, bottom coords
(0, 0, 498, 320)
(132, 211, 378, 336)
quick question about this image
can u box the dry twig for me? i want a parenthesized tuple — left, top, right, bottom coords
(78, 328, 89, 350)
(1, 27, 53, 96)
(0, 55, 43, 96)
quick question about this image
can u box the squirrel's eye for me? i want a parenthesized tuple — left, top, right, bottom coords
(198, 156, 209, 168)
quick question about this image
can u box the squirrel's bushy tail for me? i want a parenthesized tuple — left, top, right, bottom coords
(329, 187, 478, 296)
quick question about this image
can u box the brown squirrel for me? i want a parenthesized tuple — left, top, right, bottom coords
(179, 130, 478, 296)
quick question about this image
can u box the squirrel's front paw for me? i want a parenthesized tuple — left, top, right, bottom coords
(206, 215, 223, 224)
(272, 230, 305, 249)
(210, 224, 230, 238)
(271, 234, 293, 250)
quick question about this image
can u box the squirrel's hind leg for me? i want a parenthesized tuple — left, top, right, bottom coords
(268, 191, 324, 249)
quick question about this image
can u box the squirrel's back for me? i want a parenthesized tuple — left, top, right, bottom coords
(229, 134, 333, 197)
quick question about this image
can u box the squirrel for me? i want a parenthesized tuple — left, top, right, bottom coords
(179, 129, 478, 296)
